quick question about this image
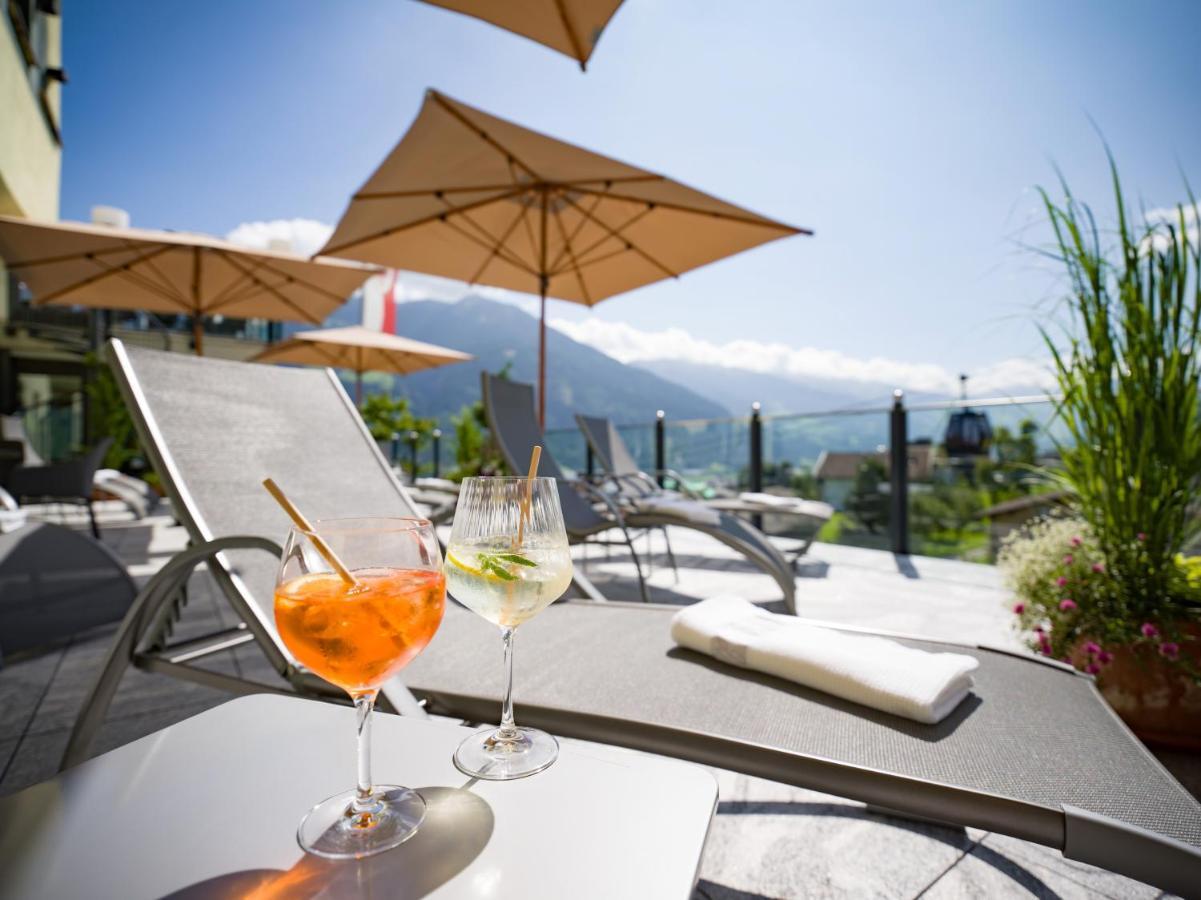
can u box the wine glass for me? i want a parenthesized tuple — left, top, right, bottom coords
(445, 476, 573, 780)
(274, 517, 445, 858)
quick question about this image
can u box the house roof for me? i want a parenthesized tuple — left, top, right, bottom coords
(814, 445, 934, 482)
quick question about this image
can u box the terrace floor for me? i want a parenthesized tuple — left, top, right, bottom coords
(1, 502, 1194, 899)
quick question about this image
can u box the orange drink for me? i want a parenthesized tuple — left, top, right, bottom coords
(275, 567, 445, 694)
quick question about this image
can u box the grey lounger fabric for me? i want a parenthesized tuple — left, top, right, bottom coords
(68, 343, 1201, 896)
(483, 375, 797, 611)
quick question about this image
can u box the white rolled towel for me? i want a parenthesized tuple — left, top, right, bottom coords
(671, 597, 979, 724)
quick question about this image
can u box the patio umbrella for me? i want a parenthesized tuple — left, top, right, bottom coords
(318, 90, 809, 426)
(414, 0, 624, 69)
(0, 216, 378, 355)
(251, 324, 473, 404)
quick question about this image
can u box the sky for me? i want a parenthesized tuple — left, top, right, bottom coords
(58, 1, 1201, 397)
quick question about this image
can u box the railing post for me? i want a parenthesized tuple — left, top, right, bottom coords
(749, 402, 763, 529)
(390, 431, 401, 468)
(655, 410, 666, 487)
(585, 443, 594, 482)
(408, 430, 419, 485)
(431, 428, 442, 479)
(889, 389, 909, 556)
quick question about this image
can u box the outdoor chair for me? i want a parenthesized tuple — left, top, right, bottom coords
(63, 342, 1201, 896)
(4, 436, 113, 538)
(576, 413, 834, 562)
(484, 375, 797, 610)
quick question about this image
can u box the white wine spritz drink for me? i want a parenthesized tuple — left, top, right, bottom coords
(448, 472, 572, 780)
(446, 541, 573, 629)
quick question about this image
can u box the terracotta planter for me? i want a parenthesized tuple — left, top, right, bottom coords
(1080, 625, 1201, 750)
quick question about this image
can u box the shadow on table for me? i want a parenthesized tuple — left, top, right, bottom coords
(162, 786, 493, 899)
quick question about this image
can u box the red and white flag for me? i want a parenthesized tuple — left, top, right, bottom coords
(360, 269, 399, 333)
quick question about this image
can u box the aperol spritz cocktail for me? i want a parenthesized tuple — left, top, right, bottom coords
(274, 517, 445, 859)
(275, 568, 444, 693)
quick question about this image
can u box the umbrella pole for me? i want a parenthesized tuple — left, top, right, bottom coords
(356, 370, 363, 406)
(538, 278, 547, 431)
(191, 248, 204, 356)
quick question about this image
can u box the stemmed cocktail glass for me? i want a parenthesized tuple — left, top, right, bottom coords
(446, 474, 572, 780)
(273, 512, 445, 858)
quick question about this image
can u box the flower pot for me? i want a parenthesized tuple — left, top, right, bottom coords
(1082, 625, 1201, 750)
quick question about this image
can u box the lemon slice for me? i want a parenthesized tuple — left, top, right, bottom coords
(446, 552, 483, 576)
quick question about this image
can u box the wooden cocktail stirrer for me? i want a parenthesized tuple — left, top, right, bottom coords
(515, 445, 542, 549)
(262, 477, 358, 587)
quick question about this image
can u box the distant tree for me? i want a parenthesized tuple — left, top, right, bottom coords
(846, 458, 889, 533)
(977, 418, 1040, 498)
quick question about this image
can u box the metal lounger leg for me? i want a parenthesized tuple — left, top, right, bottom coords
(60, 535, 281, 770)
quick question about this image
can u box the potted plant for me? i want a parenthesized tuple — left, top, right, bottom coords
(1000, 159, 1201, 747)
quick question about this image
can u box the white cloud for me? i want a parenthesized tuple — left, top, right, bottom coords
(1145, 202, 1199, 227)
(223, 218, 1054, 397)
(225, 217, 541, 313)
(224, 218, 333, 258)
(548, 316, 1055, 396)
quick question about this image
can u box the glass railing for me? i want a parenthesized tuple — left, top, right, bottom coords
(545, 394, 1063, 563)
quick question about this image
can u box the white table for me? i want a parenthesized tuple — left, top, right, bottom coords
(0, 695, 717, 899)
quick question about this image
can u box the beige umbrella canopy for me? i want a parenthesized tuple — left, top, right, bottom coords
(0, 215, 378, 354)
(319, 89, 809, 425)
(251, 325, 473, 403)
(415, 0, 624, 69)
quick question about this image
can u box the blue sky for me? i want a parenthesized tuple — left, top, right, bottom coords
(59, 1, 1201, 395)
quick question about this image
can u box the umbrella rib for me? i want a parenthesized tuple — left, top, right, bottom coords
(517, 201, 542, 274)
(319, 188, 526, 257)
(135, 251, 193, 306)
(551, 196, 654, 272)
(452, 204, 539, 276)
(353, 175, 663, 201)
(429, 92, 541, 182)
(440, 216, 540, 278)
(31, 243, 178, 306)
(71, 246, 191, 307)
(216, 252, 326, 324)
(548, 190, 605, 272)
(467, 201, 530, 285)
(552, 0, 588, 66)
(570, 185, 812, 233)
(234, 253, 356, 305)
(548, 198, 593, 304)
(557, 192, 679, 280)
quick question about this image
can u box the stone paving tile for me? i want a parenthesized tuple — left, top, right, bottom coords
(920, 830, 1168, 900)
(695, 769, 978, 900)
(0, 738, 18, 780)
(0, 647, 65, 741)
(0, 729, 70, 794)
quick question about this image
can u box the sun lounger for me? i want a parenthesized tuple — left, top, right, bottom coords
(576, 413, 833, 560)
(486, 376, 797, 610)
(64, 342, 1201, 896)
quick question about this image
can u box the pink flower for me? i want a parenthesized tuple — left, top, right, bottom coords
(1082, 641, 1102, 656)
(1097, 651, 1113, 664)
(1140, 623, 1159, 638)
(1039, 646, 1052, 657)
(1091, 562, 1105, 573)
(1013, 603, 1025, 615)
(1137, 532, 1147, 541)
(1070, 536, 1083, 547)
(1063, 554, 1075, 565)
(1034, 624, 1044, 633)
(1085, 663, 1101, 675)
(1059, 598, 1078, 612)
(1055, 576, 1068, 587)
(1160, 642, 1180, 660)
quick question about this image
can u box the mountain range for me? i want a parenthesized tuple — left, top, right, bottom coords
(346, 296, 728, 428)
